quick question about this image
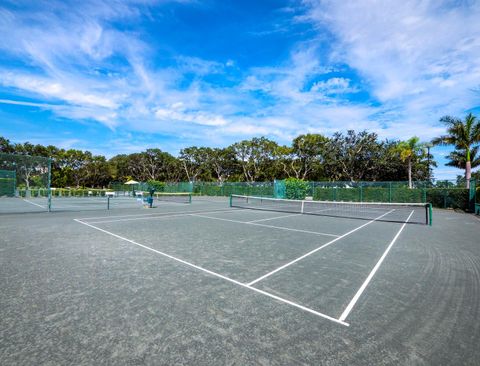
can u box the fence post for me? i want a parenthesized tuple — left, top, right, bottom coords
(469, 178, 476, 211)
(422, 182, 427, 204)
(47, 158, 52, 212)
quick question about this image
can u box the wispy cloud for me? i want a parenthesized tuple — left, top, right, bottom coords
(302, 0, 480, 120)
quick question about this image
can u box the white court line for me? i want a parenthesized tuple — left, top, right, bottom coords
(247, 213, 302, 223)
(246, 210, 395, 287)
(80, 208, 246, 224)
(190, 214, 340, 238)
(22, 199, 46, 209)
(338, 210, 414, 322)
(74, 218, 349, 327)
(251, 222, 339, 237)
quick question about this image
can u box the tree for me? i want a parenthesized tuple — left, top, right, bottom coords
(83, 155, 112, 187)
(109, 154, 131, 182)
(291, 134, 327, 180)
(274, 145, 296, 178)
(445, 146, 480, 172)
(432, 113, 480, 188)
(179, 147, 210, 182)
(275, 134, 327, 180)
(395, 137, 426, 188)
(322, 130, 383, 181)
(138, 149, 176, 181)
(0, 137, 15, 153)
(62, 149, 91, 187)
(205, 147, 237, 183)
(231, 137, 278, 182)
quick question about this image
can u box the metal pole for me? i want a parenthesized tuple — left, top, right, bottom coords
(427, 145, 431, 182)
(47, 158, 52, 212)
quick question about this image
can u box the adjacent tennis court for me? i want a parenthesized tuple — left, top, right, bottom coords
(1, 196, 479, 365)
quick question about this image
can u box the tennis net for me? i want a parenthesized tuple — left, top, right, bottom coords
(230, 195, 432, 225)
(155, 192, 192, 204)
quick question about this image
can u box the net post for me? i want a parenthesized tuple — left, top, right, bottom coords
(189, 193, 192, 204)
(107, 195, 110, 210)
(47, 157, 52, 212)
(301, 200, 304, 214)
(229, 194, 232, 207)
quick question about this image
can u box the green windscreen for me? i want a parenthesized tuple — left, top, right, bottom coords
(0, 170, 16, 197)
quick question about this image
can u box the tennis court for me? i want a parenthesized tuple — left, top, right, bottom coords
(1, 196, 479, 365)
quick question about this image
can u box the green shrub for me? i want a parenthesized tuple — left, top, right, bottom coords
(146, 180, 166, 192)
(285, 178, 309, 200)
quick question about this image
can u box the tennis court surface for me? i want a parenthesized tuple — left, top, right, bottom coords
(1, 196, 479, 365)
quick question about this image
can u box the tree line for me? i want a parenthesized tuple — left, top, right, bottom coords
(1, 112, 479, 188)
(0, 130, 436, 188)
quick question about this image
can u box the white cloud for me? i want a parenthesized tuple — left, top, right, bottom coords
(302, 0, 480, 117)
(310, 77, 357, 94)
(0, 71, 119, 110)
(155, 105, 228, 126)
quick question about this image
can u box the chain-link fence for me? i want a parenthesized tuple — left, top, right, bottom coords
(0, 153, 51, 213)
(309, 180, 475, 211)
(2, 169, 478, 213)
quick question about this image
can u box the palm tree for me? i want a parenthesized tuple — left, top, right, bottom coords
(432, 113, 480, 188)
(396, 137, 425, 188)
(445, 145, 480, 170)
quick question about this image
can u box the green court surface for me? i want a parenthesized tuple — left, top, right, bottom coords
(1, 197, 479, 365)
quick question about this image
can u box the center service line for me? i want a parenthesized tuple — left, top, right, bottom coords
(338, 210, 414, 322)
(246, 209, 395, 287)
(73, 218, 349, 326)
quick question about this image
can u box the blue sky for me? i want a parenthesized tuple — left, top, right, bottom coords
(1, 0, 480, 180)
